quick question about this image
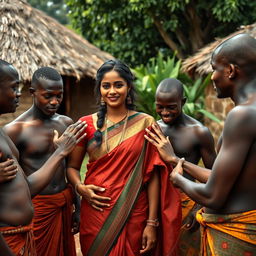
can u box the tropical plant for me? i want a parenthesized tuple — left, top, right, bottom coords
(133, 53, 220, 123)
(182, 74, 220, 123)
(132, 53, 180, 119)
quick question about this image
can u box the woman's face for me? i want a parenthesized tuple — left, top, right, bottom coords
(100, 70, 129, 109)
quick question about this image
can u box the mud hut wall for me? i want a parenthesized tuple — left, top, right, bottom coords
(204, 83, 234, 144)
(68, 76, 98, 122)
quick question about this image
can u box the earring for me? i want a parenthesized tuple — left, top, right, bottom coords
(100, 97, 106, 106)
(126, 95, 132, 105)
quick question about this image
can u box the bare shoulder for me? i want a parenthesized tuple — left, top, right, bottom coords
(185, 115, 213, 140)
(3, 120, 24, 139)
(53, 114, 73, 127)
(227, 104, 256, 121)
(224, 104, 256, 135)
(3, 108, 34, 136)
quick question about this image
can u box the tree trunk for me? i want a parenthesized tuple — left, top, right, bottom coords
(149, 12, 184, 59)
(184, 2, 204, 52)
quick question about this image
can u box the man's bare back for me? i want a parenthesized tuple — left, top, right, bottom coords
(205, 97, 256, 213)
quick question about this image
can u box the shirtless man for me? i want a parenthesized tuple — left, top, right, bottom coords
(4, 67, 80, 256)
(146, 33, 256, 255)
(0, 60, 86, 255)
(155, 78, 216, 255)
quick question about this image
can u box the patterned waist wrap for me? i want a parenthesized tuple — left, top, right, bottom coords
(196, 208, 256, 256)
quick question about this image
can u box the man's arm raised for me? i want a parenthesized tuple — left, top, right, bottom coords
(27, 120, 87, 197)
(145, 124, 211, 183)
(169, 107, 253, 209)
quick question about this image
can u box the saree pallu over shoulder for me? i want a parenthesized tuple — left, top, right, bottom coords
(79, 113, 181, 256)
(79, 112, 155, 161)
(196, 208, 256, 256)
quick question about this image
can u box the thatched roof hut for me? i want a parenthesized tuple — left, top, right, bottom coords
(0, 0, 114, 125)
(182, 23, 256, 75)
(0, 0, 113, 81)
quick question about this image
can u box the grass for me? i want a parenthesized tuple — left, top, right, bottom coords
(80, 154, 88, 182)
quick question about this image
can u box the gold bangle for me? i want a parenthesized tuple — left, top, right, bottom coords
(75, 182, 83, 195)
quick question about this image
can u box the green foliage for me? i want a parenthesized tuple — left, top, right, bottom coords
(133, 53, 220, 123)
(132, 53, 181, 119)
(66, 0, 256, 66)
(28, 0, 70, 25)
(183, 74, 220, 123)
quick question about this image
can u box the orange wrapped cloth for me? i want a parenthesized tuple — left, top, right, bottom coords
(0, 222, 36, 256)
(196, 208, 256, 255)
(32, 185, 76, 256)
(178, 191, 201, 256)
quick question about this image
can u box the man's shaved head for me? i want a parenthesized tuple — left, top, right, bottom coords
(156, 78, 184, 99)
(0, 60, 18, 86)
(212, 33, 256, 75)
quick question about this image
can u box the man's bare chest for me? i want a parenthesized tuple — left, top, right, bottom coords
(164, 129, 199, 157)
(18, 124, 66, 155)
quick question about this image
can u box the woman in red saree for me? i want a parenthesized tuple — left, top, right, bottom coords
(67, 60, 181, 256)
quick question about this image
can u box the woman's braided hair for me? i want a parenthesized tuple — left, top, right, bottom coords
(94, 59, 136, 146)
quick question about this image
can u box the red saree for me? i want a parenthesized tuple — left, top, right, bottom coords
(32, 185, 76, 256)
(78, 112, 181, 256)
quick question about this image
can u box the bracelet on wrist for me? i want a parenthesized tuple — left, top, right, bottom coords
(74, 182, 83, 195)
(146, 219, 159, 227)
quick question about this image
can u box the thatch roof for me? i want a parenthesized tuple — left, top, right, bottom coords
(0, 0, 113, 81)
(182, 23, 256, 75)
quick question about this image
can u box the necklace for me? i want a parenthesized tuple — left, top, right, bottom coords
(104, 110, 129, 154)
